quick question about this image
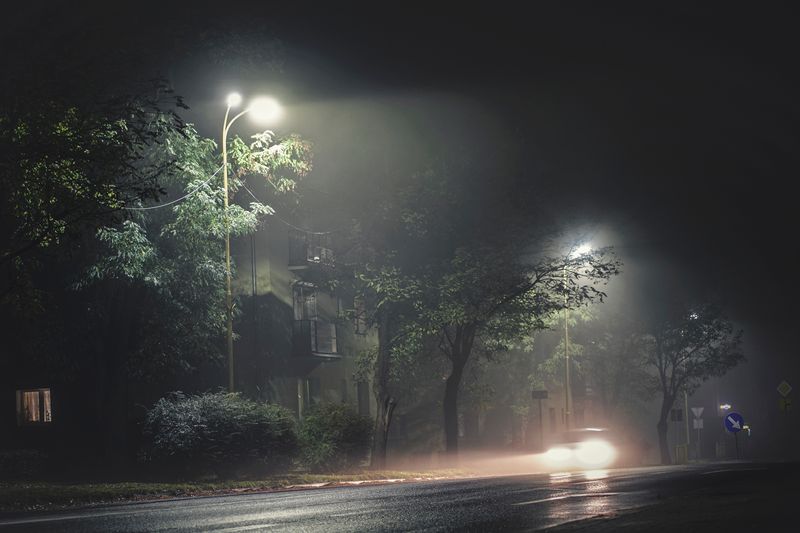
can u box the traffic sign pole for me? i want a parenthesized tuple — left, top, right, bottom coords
(684, 392, 690, 451)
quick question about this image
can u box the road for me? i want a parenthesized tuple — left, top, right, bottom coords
(0, 462, 796, 532)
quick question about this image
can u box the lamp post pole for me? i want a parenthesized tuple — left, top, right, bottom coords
(222, 102, 236, 393)
(220, 93, 283, 393)
(564, 267, 571, 431)
(562, 243, 591, 431)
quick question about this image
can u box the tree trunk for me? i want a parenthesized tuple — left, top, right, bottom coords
(657, 396, 673, 465)
(370, 307, 397, 469)
(443, 356, 466, 459)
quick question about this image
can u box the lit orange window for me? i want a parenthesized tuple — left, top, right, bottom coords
(16, 388, 52, 425)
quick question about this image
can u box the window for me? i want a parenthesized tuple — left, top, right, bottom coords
(354, 296, 367, 334)
(16, 388, 52, 425)
(293, 284, 317, 321)
(357, 381, 371, 416)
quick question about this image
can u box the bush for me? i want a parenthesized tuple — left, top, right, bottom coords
(299, 403, 373, 472)
(140, 391, 298, 479)
(0, 449, 49, 479)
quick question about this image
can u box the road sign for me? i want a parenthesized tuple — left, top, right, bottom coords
(780, 398, 792, 412)
(777, 380, 793, 397)
(724, 412, 744, 433)
(693, 419, 704, 429)
(691, 407, 704, 418)
(531, 390, 548, 400)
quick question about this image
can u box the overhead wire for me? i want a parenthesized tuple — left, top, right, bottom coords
(239, 181, 346, 235)
(122, 160, 347, 236)
(123, 164, 224, 211)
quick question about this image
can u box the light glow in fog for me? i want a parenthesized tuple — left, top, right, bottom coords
(575, 440, 615, 466)
(544, 447, 572, 464)
(542, 439, 617, 469)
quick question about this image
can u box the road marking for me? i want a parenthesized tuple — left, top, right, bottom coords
(329, 511, 366, 518)
(0, 509, 140, 527)
(700, 467, 768, 476)
(214, 524, 278, 532)
(512, 492, 620, 506)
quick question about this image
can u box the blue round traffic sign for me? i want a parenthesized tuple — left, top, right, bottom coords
(724, 412, 744, 433)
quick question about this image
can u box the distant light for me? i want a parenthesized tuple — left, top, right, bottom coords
(719, 403, 732, 411)
(226, 92, 243, 108)
(543, 447, 572, 465)
(689, 312, 699, 320)
(570, 243, 592, 258)
(575, 440, 616, 467)
(248, 96, 283, 124)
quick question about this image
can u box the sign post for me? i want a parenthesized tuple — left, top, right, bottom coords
(777, 380, 792, 459)
(724, 412, 744, 459)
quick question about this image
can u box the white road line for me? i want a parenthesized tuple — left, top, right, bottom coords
(213, 524, 278, 532)
(700, 467, 768, 475)
(512, 492, 620, 506)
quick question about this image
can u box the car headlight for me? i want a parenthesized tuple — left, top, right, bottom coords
(575, 440, 615, 466)
(544, 446, 573, 464)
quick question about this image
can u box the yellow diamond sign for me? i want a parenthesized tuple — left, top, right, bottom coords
(777, 380, 792, 397)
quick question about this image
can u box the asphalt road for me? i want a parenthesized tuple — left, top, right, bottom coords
(0, 462, 796, 532)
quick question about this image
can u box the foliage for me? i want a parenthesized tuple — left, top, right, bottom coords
(0, 81, 186, 305)
(140, 392, 298, 479)
(0, 450, 49, 480)
(298, 403, 373, 472)
(646, 302, 744, 400)
(643, 301, 744, 464)
(79, 123, 312, 377)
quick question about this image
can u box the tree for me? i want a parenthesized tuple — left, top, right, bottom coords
(77, 123, 311, 460)
(417, 243, 620, 458)
(0, 81, 187, 306)
(645, 303, 744, 464)
(336, 213, 425, 469)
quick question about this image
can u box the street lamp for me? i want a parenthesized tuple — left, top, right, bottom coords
(222, 93, 283, 392)
(563, 243, 592, 430)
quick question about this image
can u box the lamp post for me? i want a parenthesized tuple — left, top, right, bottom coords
(563, 243, 591, 430)
(222, 93, 283, 392)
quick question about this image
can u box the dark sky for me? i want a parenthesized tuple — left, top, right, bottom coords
(5, 2, 799, 440)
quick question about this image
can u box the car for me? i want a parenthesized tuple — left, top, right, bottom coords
(541, 427, 619, 469)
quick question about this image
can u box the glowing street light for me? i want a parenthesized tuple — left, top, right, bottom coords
(222, 92, 283, 392)
(570, 243, 592, 258)
(720, 403, 732, 411)
(564, 242, 592, 430)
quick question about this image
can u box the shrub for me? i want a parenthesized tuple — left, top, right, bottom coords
(140, 391, 298, 479)
(299, 403, 373, 472)
(0, 449, 48, 479)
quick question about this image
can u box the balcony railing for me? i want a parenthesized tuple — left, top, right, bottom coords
(288, 230, 335, 269)
(292, 319, 339, 357)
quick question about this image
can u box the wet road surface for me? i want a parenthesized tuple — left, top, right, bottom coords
(0, 462, 793, 532)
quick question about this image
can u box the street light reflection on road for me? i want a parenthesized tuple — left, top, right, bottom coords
(548, 469, 609, 484)
(583, 469, 609, 481)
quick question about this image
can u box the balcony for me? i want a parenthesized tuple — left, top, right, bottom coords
(292, 319, 340, 358)
(288, 230, 335, 269)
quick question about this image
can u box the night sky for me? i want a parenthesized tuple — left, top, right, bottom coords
(4, 3, 799, 442)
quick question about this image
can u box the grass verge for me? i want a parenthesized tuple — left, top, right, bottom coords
(0, 469, 471, 514)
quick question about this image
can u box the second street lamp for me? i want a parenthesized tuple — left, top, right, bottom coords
(564, 243, 591, 430)
(222, 93, 283, 392)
